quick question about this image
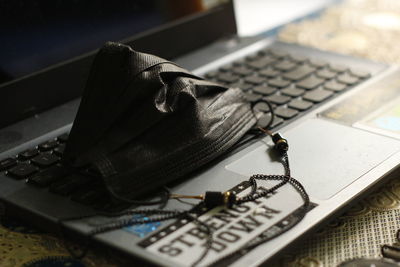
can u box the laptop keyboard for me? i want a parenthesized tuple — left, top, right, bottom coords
(204, 47, 370, 129)
(2, 135, 67, 181)
(0, 134, 132, 211)
(0, 46, 371, 209)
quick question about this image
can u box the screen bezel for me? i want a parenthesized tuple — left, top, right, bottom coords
(1, 2, 236, 128)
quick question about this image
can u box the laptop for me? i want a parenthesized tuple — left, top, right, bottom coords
(1, 1, 400, 266)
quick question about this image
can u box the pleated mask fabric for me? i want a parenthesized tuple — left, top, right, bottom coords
(62, 42, 256, 199)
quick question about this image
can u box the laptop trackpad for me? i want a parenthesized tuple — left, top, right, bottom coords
(226, 119, 400, 200)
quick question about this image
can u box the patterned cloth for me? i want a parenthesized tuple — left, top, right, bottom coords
(275, 178, 400, 266)
(279, 0, 400, 64)
(0, 216, 117, 267)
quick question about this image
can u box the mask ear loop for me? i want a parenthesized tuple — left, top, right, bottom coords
(249, 99, 289, 155)
(227, 99, 276, 152)
(251, 99, 275, 131)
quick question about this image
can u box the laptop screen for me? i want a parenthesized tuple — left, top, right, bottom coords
(1, 0, 235, 128)
(1, 0, 232, 85)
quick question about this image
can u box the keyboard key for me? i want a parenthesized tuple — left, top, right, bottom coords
(303, 89, 334, 103)
(265, 94, 291, 105)
(244, 93, 263, 102)
(274, 107, 299, 119)
(257, 114, 284, 129)
(217, 73, 239, 83)
(31, 153, 59, 167)
(281, 87, 305, 97)
(274, 60, 297, 71)
(230, 82, 252, 91)
(38, 140, 58, 151)
(337, 74, 359, 85)
(269, 49, 288, 58)
(50, 174, 93, 196)
(259, 68, 279, 78)
(204, 70, 219, 79)
(0, 158, 17, 171)
(257, 49, 268, 56)
(316, 69, 337, 79)
(253, 85, 277, 95)
(309, 59, 327, 68)
(296, 76, 325, 90)
(253, 102, 272, 113)
(289, 54, 307, 63)
(53, 144, 66, 156)
(7, 163, 38, 179)
(219, 64, 232, 72)
(349, 69, 370, 78)
(27, 165, 69, 187)
(329, 64, 347, 73)
(283, 66, 316, 81)
(205, 70, 219, 79)
(268, 78, 290, 88)
(324, 80, 347, 92)
(245, 54, 259, 61)
(233, 59, 245, 66)
(288, 99, 314, 111)
(57, 133, 69, 143)
(208, 78, 219, 83)
(244, 76, 265, 85)
(18, 148, 39, 160)
(232, 66, 253, 76)
(247, 56, 276, 69)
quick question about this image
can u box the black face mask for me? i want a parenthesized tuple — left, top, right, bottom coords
(62, 42, 256, 200)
